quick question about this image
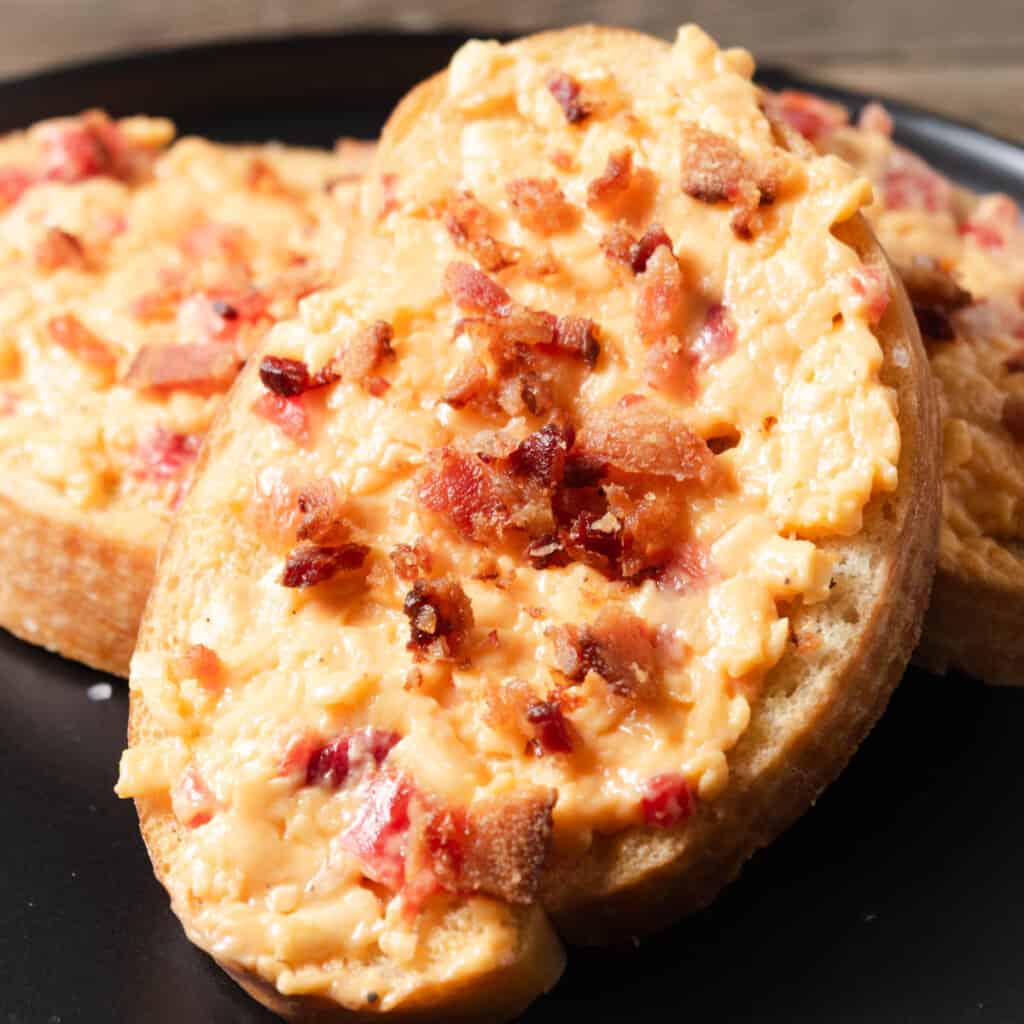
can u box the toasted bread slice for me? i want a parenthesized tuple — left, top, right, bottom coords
(118, 25, 939, 1018)
(0, 114, 373, 675)
(769, 92, 1024, 685)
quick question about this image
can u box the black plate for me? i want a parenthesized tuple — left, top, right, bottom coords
(2, 33, 1023, 1024)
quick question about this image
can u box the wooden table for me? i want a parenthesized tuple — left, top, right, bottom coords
(2, 1, 1021, 143)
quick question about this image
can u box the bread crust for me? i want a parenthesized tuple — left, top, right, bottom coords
(127, 25, 941, 1018)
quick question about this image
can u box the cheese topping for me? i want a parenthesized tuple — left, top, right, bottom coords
(118, 29, 899, 1007)
(0, 112, 364, 549)
(813, 99, 1024, 586)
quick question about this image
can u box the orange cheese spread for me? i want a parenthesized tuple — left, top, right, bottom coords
(0, 111, 363, 551)
(117, 28, 900, 1006)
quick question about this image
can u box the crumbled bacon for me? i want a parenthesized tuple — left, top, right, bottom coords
(0, 166, 33, 207)
(390, 539, 432, 582)
(849, 266, 892, 325)
(763, 90, 849, 141)
(586, 148, 633, 213)
(692, 303, 738, 367)
(340, 772, 413, 890)
(171, 767, 216, 828)
(124, 343, 241, 392)
(35, 227, 87, 272)
(641, 773, 696, 828)
(525, 700, 574, 755)
(252, 392, 311, 444)
(330, 321, 395, 387)
(550, 608, 659, 699)
(602, 222, 673, 275)
(552, 315, 600, 366)
(881, 148, 953, 214)
(441, 356, 490, 409)
(508, 420, 574, 489)
(857, 101, 893, 137)
(526, 533, 569, 569)
(172, 644, 224, 690)
(547, 72, 590, 124)
(680, 122, 773, 238)
(295, 479, 350, 544)
(658, 540, 710, 592)
(259, 355, 317, 396)
(645, 337, 694, 395)
(281, 542, 369, 588)
(506, 178, 576, 234)
(418, 447, 510, 541)
(132, 428, 202, 481)
(443, 190, 517, 272)
(1002, 394, 1024, 443)
(292, 727, 400, 787)
(579, 395, 712, 483)
(46, 314, 117, 372)
(177, 289, 268, 345)
(403, 577, 474, 660)
(444, 261, 511, 315)
(39, 111, 137, 184)
(635, 246, 687, 345)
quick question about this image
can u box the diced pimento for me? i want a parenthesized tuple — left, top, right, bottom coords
(960, 194, 1021, 250)
(766, 90, 849, 141)
(849, 266, 891, 325)
(693, 302, 738, 365)
(525, 700, 574, 755)
(178, 221, 248, 262)
(132, 428, 202, 481)
(39, 111, 130, 184)
(173, 643, 224, 690)
(171, 766, 217, 828)
(0, 166, 33, 207)
(378, 173, 399, 219)
(45, 314, 117, 374)
(641, 772, 696, 828)
(252, 392, 311, 444)
(280, 727, 399, 786)
(176, 289, 268, 345)
(881, 149, 953, 214)
(35, 227, 88, 272)
(340, 772, 413, 890)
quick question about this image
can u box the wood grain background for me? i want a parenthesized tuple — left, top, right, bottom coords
(2, 0, 1021, 141)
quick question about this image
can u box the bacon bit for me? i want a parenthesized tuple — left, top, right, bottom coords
(132, 428, 202, 481)
(680, 123, 776, 238)
(587, 148, 633, 214)
(765, 90, 848, 141)
(526, 701, 574, 755)
(179, 221, 248, 262)
(40, 111, 137, 184)
(444, 261, 511, 315)
(645, 337, 694, 395)
(403, 577, 475, 660)
(456, 792, 555, 904)
(418, 447, 510, 542)
(508, 420, 574, 489)
(124, 343, 241, 392)
(298, 727, 400, 787)
(1003, 394, 1024, 443)
(635, 246, 687, 346)
(506, 178, 577, 235)
(46, 314, 117, 373)
(849, 266, 892, 326)
(1005, 355, 1024, 374)
(552, 315, 600, 366)
(378, 173, 399, 219)
(281, 542, 369, 588)
(246, 157, 292, 196)
(441, 356, 490, 409)
(857, 101, 893, 137)
(551, 608, 659, 698)
(881, 149, 953, 214)
(252, 392, 311, 444)
(171, 767, 216, 828)
(692, 303, 738, 367)
(914, 305, 956, 343)
(0, 166, 33, 207)
(641, 773, 696, 828)
(547, 71, 590, 124)
(526, 534, 569, 569)
(443, 190, 517, 272)
(579, 395, 712, 483)
(390, 539, 432, 582)
(658, 540, 710, 592)
(295, 479, 350, 544)
(331, 321, 395, 387)
(602, 223, 673, 275)
(259, 355, 315, 396)
(340, 772, 413, 890)
(172, 644, 224, 690)
(35, 227, 88, 272)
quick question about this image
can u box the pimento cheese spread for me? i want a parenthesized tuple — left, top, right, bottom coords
(118, 29, 900, 1007)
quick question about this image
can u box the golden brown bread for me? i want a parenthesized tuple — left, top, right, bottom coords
(0, 122, 373, 675)
(121, 25, 940, 1020)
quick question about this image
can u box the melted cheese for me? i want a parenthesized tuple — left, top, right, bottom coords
(117, 27, 899, 1004)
